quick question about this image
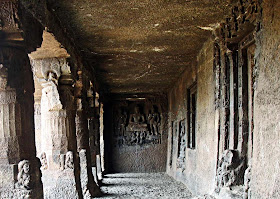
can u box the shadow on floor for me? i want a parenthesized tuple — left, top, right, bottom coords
(95, 173, 192, 199)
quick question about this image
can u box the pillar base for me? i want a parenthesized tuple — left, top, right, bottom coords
(0, 163, 43, 199)
(80, 149, 102, 198)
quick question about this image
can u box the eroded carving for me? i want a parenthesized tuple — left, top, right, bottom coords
(215, 150, 245, 193)
(65, 151, 74, 170)
(115, 109, 127, 137)
(47, 71, 58, 85)
(39, 152, 48, 170)
(148, 105, 160, 136)
(125, 106, 148, 145)
(16, 160, 31, 190)
(177, 120, 186, 170)
(129, 106, 145, 124)
(243, 162, 252, 199)
(113, 103, 163, 146)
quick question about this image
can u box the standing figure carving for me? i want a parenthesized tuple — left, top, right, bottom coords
(65, 151, 74, 169)
(117, 109, 127, 136)
(16, 160, 31, 190)
(148, 106, 160, 135)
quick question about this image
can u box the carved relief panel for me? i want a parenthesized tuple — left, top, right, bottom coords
(177, 120, 186, 170)
(169, 121, 175, 167)
(113, 101, 163, 147)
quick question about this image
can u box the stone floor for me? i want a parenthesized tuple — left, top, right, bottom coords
(95, 173, 193, 199)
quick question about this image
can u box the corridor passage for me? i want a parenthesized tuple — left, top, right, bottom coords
(96, 173, 192, 199)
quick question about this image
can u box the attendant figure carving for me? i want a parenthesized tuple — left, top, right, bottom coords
(117, 109, 127, 136)
(16, 160, 31, 190)
(148, 106, 160, 135)
(65, 151, 74, 169)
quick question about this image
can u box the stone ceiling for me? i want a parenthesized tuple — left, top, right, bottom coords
(48, 0, 233, 94)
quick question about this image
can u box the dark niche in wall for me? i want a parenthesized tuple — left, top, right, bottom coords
(113, 103, 162, 147)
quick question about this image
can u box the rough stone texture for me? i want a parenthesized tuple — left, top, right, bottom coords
(112, 141, 168, 173)
(251, 0, 280, 198)
(43, 0, 234, 94)
(1, 0, 280, 199)
(106, 97, 168, 173)
(42, 169, 79, 199)
(167, 38, 217, 195)
(95, 173, 192, 199)
(79, 149, 101, 198)
(75, 71, 102, 197)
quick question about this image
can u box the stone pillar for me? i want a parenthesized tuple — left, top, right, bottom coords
(87, 86, 100, 184)
(0, 47, 43, 198)
(93, 92, 103, 180)
(75, 71, 101, 197)
(31, 57, 80, 198)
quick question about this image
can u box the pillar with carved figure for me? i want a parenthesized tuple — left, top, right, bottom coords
(31, 57, 80, 198)
(0, 1, 44, 197)
(0, 47, 43, 199)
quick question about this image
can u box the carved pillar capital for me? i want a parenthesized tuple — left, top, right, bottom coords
(31, 57, 72, 87)
(31, 57, 74, 111)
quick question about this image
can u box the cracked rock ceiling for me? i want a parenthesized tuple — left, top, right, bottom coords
(48, 0, 233, 94)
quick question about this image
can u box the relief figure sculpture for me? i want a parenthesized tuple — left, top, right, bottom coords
(16, 160, 31, 190)
(148, 106, 160, 136)
(40, 152, 48, 170)
(65, 151, 74, 169)
(129, 106, 145, 124)
(117, 109, 127, 136)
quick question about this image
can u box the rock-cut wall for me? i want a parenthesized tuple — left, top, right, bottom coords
(251, 0, 280, 198)
(106, 97, 168, 172)
(166, 38, 217, 195)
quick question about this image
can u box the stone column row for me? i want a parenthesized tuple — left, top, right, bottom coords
(0, 1, 103, 198)
(75, 70, 102, 197)
(31, 57, 102, 198)
(0, 47, 43, 199)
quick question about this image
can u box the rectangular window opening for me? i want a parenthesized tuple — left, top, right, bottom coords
(187, 82, 197, 149)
